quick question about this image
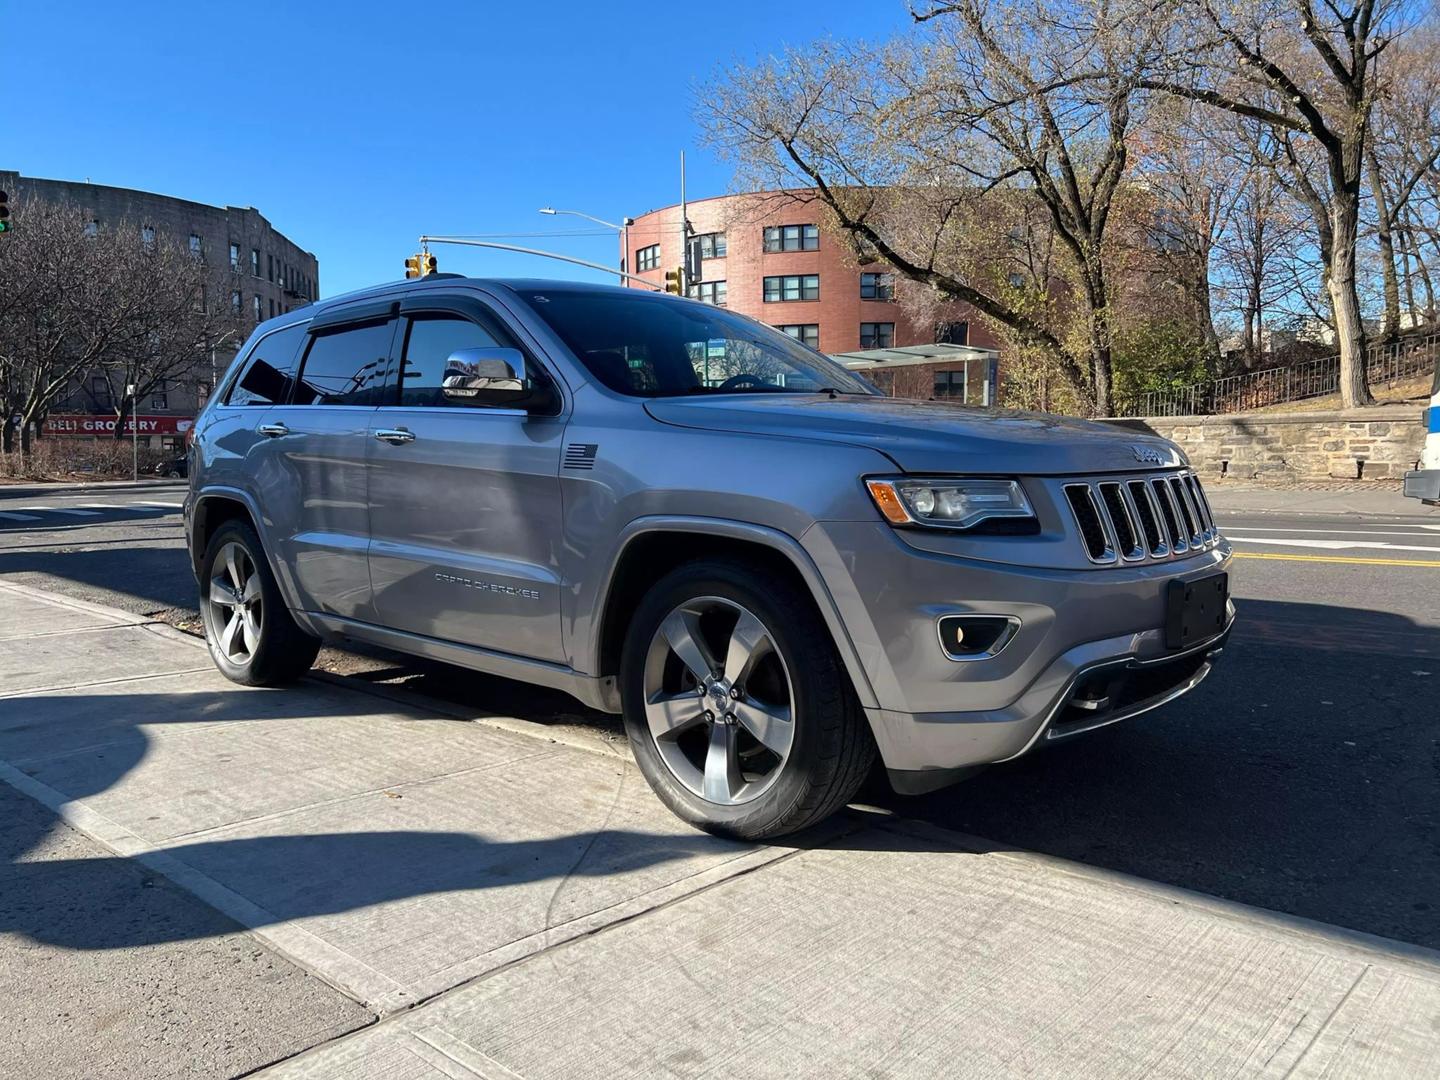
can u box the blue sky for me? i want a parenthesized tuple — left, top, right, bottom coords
(5, 1, 911, 296)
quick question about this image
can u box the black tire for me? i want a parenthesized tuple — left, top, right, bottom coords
(198, 519, 319, 686)
(620, 558, 875, 840)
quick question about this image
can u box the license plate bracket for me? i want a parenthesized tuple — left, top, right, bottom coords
(1165, 572, 1228, 650)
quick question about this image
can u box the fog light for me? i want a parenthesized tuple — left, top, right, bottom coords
(937, 615, 1021, 661)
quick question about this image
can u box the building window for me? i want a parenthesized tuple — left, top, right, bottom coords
(267, 254, 274, 281)
(253, 296, 262, 322)
(251, 249, 260, 276)
(860, 272, 894, 300)
(935, 321, 969, 345)
(189, 233, 203, 257)
(197, 383, 210, 406)
(934, 370, 967, 399)
(697, 233, 727, 259)
(151, 392, 168, 410)
(777, 324, 820, 348)
(90, 375, 111, 407)
(269, 298, 277, 318)
(1007, 271, 1025, 288)
(231, 290, 242, 315)
(763, 224, 819, 253)
(860, 322, 895, 349)
(763, 274, 820, 302)
(636, 244, 660, 272)
(686, 280, 727, 306)
(141, 225, 155, 247)
(229, 242, 240, 270)
(83, 219, 100, 237)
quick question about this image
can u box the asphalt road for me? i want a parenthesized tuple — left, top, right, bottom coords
(2, 482, 1437, 954)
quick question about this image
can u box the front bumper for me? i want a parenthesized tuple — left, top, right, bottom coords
(1403, 468, 1440, 503)
(880, 618, 1230, 794)
(801, 520, 1233, 791)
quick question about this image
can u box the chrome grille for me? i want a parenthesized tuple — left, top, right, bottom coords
(1063, 470, 1220, 565)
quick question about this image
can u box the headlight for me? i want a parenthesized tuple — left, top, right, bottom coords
(865, 476, 1034, 531)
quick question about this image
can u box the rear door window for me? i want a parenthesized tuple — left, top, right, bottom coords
(292, 319, 397, 406)
(225, 323, 307, 406)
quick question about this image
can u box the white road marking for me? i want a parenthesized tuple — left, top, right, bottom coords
(1223, 525, 1440, 538)
(135, 501, 183, 509)
(1228, 535, 1440, 554)
(0, 511, 41, 521)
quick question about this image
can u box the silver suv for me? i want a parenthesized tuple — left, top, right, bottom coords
(186, 277, 1232, 839)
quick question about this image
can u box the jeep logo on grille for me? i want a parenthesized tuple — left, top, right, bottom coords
(1131, 444, 1167, 465)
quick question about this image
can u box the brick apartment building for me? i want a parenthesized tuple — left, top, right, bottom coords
(1, 170, 319, 450)
(623, 191, 1000, 404)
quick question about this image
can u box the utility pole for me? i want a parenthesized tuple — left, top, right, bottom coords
(679, 151, 689, 293)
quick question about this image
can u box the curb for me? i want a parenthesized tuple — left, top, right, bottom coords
(0, 478, 188, 499)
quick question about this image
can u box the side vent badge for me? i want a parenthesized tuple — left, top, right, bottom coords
(563, 443, 599, 471)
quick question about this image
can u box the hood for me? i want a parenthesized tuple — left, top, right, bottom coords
(643, 395, 1185, 476)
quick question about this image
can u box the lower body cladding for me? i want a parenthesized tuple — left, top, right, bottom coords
(802, 521, 1234, 795)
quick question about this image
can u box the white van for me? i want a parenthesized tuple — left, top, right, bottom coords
(1403, 354, 1440, 505)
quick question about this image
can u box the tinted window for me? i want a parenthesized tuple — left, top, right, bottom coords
(516, 289, 875, 398)
(293, 320, 395, 406)
(397, 313, 508, 407)
(226, 323, 306, 406)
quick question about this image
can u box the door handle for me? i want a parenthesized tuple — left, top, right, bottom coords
(374, 427, 416, 445)
(257, 422, 289, 438)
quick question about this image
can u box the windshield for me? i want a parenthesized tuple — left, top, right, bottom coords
(514, 288, 878, 398)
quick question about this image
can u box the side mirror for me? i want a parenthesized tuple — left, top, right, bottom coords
(440, 348, 528, 404)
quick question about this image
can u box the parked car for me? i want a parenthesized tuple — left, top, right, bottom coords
(155, 455, 188, 479)
(185, 277, 1232, 838)
(1402, 350, 1440, 505)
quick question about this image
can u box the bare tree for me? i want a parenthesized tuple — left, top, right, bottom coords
(1365, 24, 1440, 338)
(702, 0, 1167, 414)
(1139, 0, 1414, 406)
(0, 200, 241, 453)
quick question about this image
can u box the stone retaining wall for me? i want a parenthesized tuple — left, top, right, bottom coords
(1105, 406, 1426, 481)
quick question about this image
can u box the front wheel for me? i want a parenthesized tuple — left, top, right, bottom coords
(199, 519, 319, 686)
(620, 559, 875, 840)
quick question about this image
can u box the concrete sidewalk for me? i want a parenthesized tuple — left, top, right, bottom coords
(1205, 482, 1440, 518)
(2, 580, 1438, 1077)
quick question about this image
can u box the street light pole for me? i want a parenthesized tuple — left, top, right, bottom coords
(537, 207, 634, 284)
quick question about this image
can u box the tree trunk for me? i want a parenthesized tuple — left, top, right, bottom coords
(1243, 307, 1257, 369)
(1368, 153, 1401, 343)
(1327, 202, 1373, 408)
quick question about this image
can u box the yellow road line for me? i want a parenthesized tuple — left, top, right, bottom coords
(1231, 551, 1440, 568)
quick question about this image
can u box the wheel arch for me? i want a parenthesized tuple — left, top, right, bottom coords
(592, 518, 879, 711)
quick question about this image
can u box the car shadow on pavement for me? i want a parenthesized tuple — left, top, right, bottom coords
(0, 544, 196, 611)
(2, 596, 1438, 957)
(884, 596, 1440, 951)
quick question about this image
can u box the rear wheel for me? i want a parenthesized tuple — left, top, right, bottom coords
(620, 558, 874, 840)
(199, 519, 319, 686)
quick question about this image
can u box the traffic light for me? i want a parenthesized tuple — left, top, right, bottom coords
(664, 267, 683, 294)
(0, 190, 10, 236)
(405, 252, 438, 279)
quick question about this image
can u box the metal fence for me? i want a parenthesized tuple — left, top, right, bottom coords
(1116, 329, 1440, 417)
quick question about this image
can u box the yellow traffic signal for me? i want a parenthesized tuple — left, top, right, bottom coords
(664, 267, 683, 294)
(405, 253, 438, 279)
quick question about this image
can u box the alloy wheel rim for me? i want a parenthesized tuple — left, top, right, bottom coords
(642, 596, 795, 806)
(206, 541, 263, 665)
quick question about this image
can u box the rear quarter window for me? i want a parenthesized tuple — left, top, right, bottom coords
(225, 323, 308, 406)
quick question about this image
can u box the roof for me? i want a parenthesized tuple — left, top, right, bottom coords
(830, 343, 998, 369)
